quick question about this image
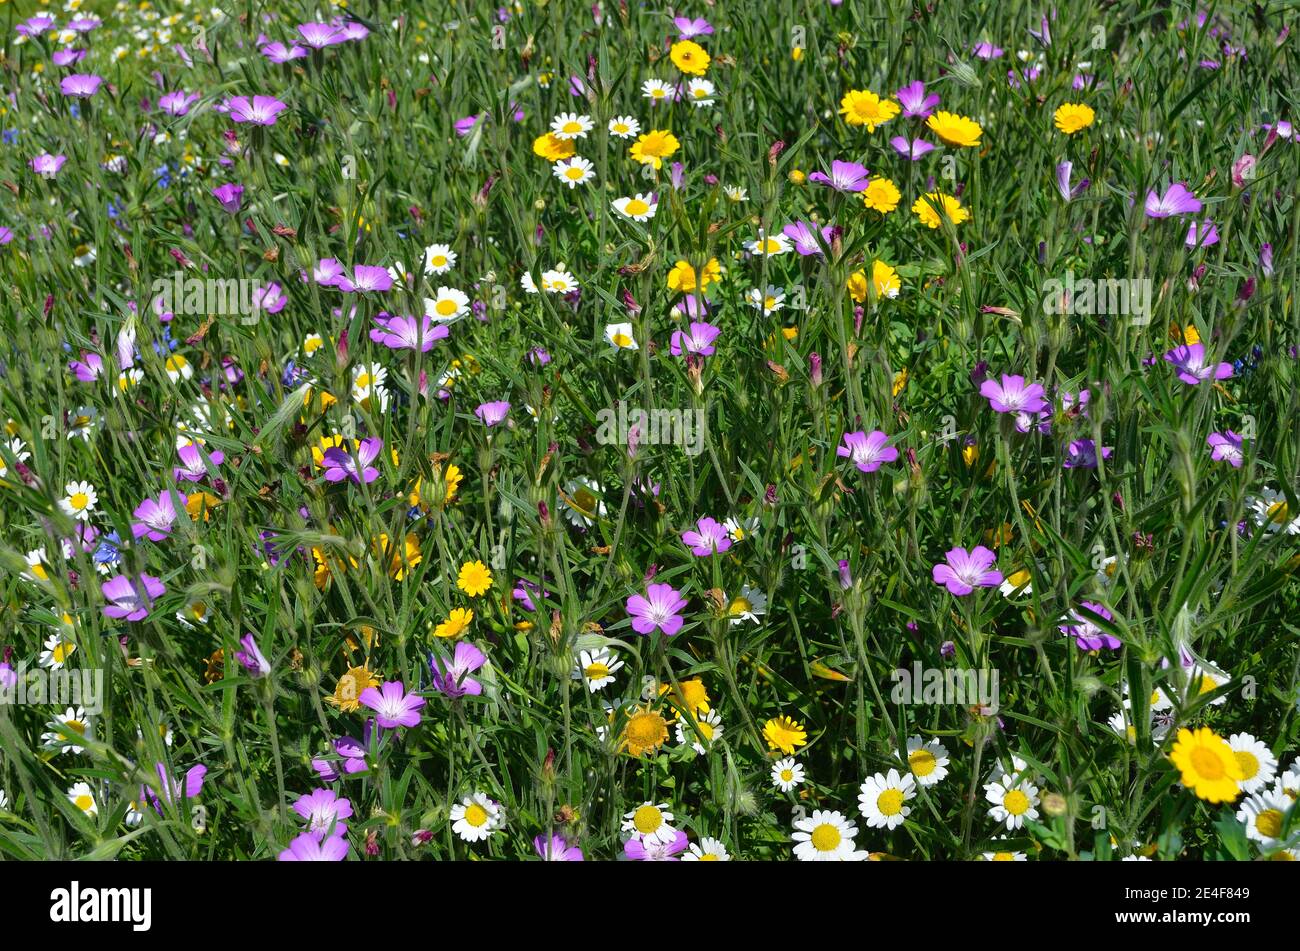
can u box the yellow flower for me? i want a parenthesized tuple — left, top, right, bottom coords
(326, 665, 379, 713)
(912, 191, 970, 229)
(1169, 727, 1243, 804)
(763, 715, 808, 753)
(792, 46, 804, 62)
(1053, 102, 1095, 135)
(872, 260, 900, 299)
(629, 129, 680, 169)
(185, 491, 222, 520)
(892, 366, 909, 396)
(788, 168, 806, 185)
(457, 560, 493, 596)
(926, 110, 983, 147)
(838, 89, 900, 131)
(532, 132, 575, 162)
(373, 533, 422, 581)
(620, 706, 669, 757)
(434, 607, 474, 639)
(862, 176, 900, 213)
(670, 39, 710, 75)
(654, 677, 710, 718)
(666, 258, 721, 293)
(409, 461, 463, 510)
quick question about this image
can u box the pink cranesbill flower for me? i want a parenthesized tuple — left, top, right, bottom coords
(624, 828, 689, 860)
(808, 159, 870, 193)
(370, 313, 450, 352)
(321, 437, 383, 484)
(235, 633, 271, 678)
(681, 516, 732, 556)
(223, 94, 288, 125)
(334, 264, 392, 293)
(931, 546, 1003, 596)
(211, 183, 244, 214)
(475, 400, 511, 426)
(101, 574, 165, 620)
(626, 582, 688, 636)
(669, 321, 721, 357)
(1207, 431, 1244, 467)
(59, 73, 103, 98)
(979, 374, 1048, 414)
(278, 831, 349, 861)
(895, 80, 939, 118)
(837, 430, 898, 473)
(31, 154, 67, 177)
(890, 136, 936, 161)
(1062, 439, 1112, 469)
(174, 444, 224, 481)
(429, 641, 488, 699)
(1144, 182, 1202, 218)
(131, 490, 186, 541)
(535, 833, 584, 861)
(293, 788, 353, 837)
(143, 762, 206, 814)
(358, 681, 425, 728)
(1163, 343, 1232, 386)
(1058, 602, 1120, 650)
(158, 91, 199, 115)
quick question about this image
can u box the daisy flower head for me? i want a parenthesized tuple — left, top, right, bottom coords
(676, 708, 723, 755)
(423, 243, 457, 275)
(926, 110, 984, 147)
(629, 129, 680, 169)
(745, 230, 792, 257)
(670, 39, 710, 75)
(859, 768, 917, 829)
(549, 111, 593, 140)
(451, 792, 503, 842)
(605, 322, 638, 350)
(839, 89, 900, 131)
(1054, 102, 1095, 134)
(553, 155, 595, 188)
(726, 584, 767, 625)
(1237, 787, 1291, 847)
(1169, 727, 1243, 803)
(532, 132, 575, 162)
(772, 757, 806, 792)
(618, 704, 670, 757)
(683, 837, 730, 861)
(912, 191, 971, 229)
(60, 480, 98, 521)
(748, 285, 785, 314)
(793, 810, 867, 861)
(608, 115, 641, 138)
(685, 78, 716, 107)
(573, 647, 623, 692)
(456, 560, 493, 596)
(1228, 733, 1278, 795)
(862, 176, 901, 213)
(763, 715, 808, 754)
(612, 193, 658, 221)
(905, 736, 951, 787)
(985, 776, 1041, 829)
(68, 781, 98, 817)
(641, 79, 676, 104)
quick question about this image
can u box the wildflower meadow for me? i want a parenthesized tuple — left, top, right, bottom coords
(2, 0, 1300, 874)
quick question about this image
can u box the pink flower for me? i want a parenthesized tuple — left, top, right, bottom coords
(370, 313, 450, 351)
(681, 516, 732, 557)
(626, 582, 687, 636)
(837, 430, 898, 473)
(358, 681, 425, 728)
(278, 831, 350, 861)
(101, 574, 165, 620)
(931, 546, 1003, 596)
(321, 437, 382, 484)
(1163, 343, 1233, 386)
(1144, 182, 1202, 218)
(979, 374, 1048, 414)
(624, 828, 689, 860)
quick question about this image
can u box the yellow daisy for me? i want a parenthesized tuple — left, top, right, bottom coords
(629, 129, 680, 169)
(1053, 102, 1095, 135)
(670, 39, 710, 75)
(838, 89, 900, 131)
(434, 607, 474, 639)
(1169, 727, 1243, 804)
(457, 560, 494, 597)
(763, 715, 808, 754)
(925, 110, 983, 147)
(862, 176, 900, 213)
(912, 191, 970, 229)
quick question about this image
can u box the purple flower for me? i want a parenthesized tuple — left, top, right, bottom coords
(261, 42, 308, 64)
(624, 829, 689, 860)
(1059, 602, 1120, 651)
(312, 728, 372, 780)
(59, 73, 103, 98)
(370, 313, 450, 351)
(0, 228, 12, 245)
(131, 491, 186, 541)
(16, 15, 57, 38)
(475, 400, 511, 427)
(1144, 182, 1202, 218)
(979, 374, 1048, 414)
(1163, 343, 1233, 386)
(889, 136, 936, 161)
(1185, 219, 1219, 248)
(158, 90, 199, 116)
(626, 582, 688, 636)
(931, 546, 1003, 596)
(681, 517, 732, 557)
(1062, 439, 1112, 469)
(31, 154, 67, 177)
(1054, 161, 1089, 201)
(896, 80, 939, 118)
(321, 437, 383, 484)
(669, 321, 721, 357)
(673, 16, 713, 38)
(808, 159, 870, 193)
(837, 430, 898, 473)
(358, 681, 425, 728)
(430, 641, 488, 699)
(782, 220, 833, 257)
(223, 95, 288, 125)
(278, 831, 350, 861)
(334, 264, 392, 293)
(1260, 243, 1274, 277)
(535, 832, 584, 860)
(211, 183, 244, 214)
(235, 633, 271, 678)
(68, 352, 104, 382)
(293, 788, 353, 837)
(1207, 430, 1244, 467)
(252, 282, 287, 314)
(972, 42, 1004, 59)
(297, 22, 345, 48)
(53, 49, 87, 67)
(143, 762, 206, 814)
(174, 444, 223, 481)
(101, 574, 165, 620)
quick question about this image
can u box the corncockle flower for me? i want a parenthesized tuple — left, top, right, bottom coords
(932, 546, 1003, 596)
(979, 374, 1048, 414)
(144, 763, 206, 814)
(370, 313, 450, 351)
(1232, 153, 1256, 187)
(475, 400, 511, 426)
(174, 444, 223, 481)
(102, 574, 165, 620)
(31, 154, 67, 176)
(252, 282, 286, 314)
(235, 633, 271, 678)
(673, 16, 713, 38)
(52, 49, 86, 67)
(321, 437, 383, 484)
(211, 183, 244, 214)
(626, 582, 688, 636)
(1015, 409, 1051, 434)
(625, 829, 689, 860)
(669, 321, 721, 357)
(1145, 182, 1202, 218)
(131, 491, 185, 541)
(890, 136, 936, 160)
(358, 681, 425, 728)
(334, 265, 392, 293)
(837, 430, 898, 473)
(972, 42, 1004, 59)
(278, 831, 349, 861)
(59, 74, 103, 98)
(535, 833, 584, 860)
(1185, 219, 1220, 248)
(223, 95, 288, 125)
(896, 80, 939, 118)
(313, 258, 345, 286)
(808, 159, 870, 192)
(16, 15, 56, 37)
(312, 730, 371, 780)
(1260, 243, 1274, 277)
(681, 517, 732, 556)
(158, 91, 198, 115)
(261, 42, 308, 63)
(430, 641, 488, 699)
(782, 220, 833, 256)
(1163, 343, 1233, 385)
(68, 352, 103, 382)
(297, 23, 345, 48)
(337, 19, 370, 42)
(1207, 431, 1244, 467)
(293, 789, 353, 836)
(1054, 161, 1089, 201)
(1059, 602, 1119, 650)
(1062, 439, 1112, 469)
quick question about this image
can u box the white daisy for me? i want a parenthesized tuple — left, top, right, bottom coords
(423, 243, 457, 275)
(42, 706, 90, 755)
(605, 322, 638, 350)
(792, 810, 868, 861)
(541, 266, 579, 294)
(622, 801, 677, 845)
(685, 78, 716, 107)
(641, 79, 675, 103)
(985, 777, 1041, 830)
(683, 837, 731, 860)
(562, 478, 607, 527)
(608, 115, 641, 138)
(858, 768, 916, 830)
(904, 736, 950, 787)
(425, 286, 471, 322)
(67, 406, 99, 441)
(553, 155, 595, 189)
(771, 757, 805, 792)
(67, 781, 98, 817)
(572, 648, 623, 692)
(745, 230, 791, 256)
(351, 363, 388, 400)
(726, 585, 767, 625)
(60, 480, 98, 521)
(612, 193, 658, 221)
(0, 436, 31, 478)
(549, 111, 593, 140)
(747, 285, 785, 314)
(39, 634, 76, 670)
(1229, 733, 1278, 794)
(302, 333, 326, 356)
(675, 708, 723, 755)
(981, 837, 1028, 861)
(1237, 787, 1291, 847)
(520, 271, 539, 294)
(24, 548, 52, 583)
(450, 792, 502, 842)
(724, 185, 748, 202)
(1248, 488, 1300, 534)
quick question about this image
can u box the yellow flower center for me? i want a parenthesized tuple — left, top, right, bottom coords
(1256, 809, 1283, 839)
(1004, 790, 1030, 815)
(464, 803, 489, 827)
(909, 749, 937, 776)
(780, 769, 794, 782)
(877, 788, 904, 816)
(436, 299, 458, 316)
(810, 823, 841, 852)
(1234, 751, 1260, 780)
(561, 120, 582, 134)
(585, 662, 610, 680)
(624, 198, 649, 216)
(633, 805, 663, 834)
(74, 794, 94, 812)
(1189, 746, 1226, 780)
(69, 492, 88, 510)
